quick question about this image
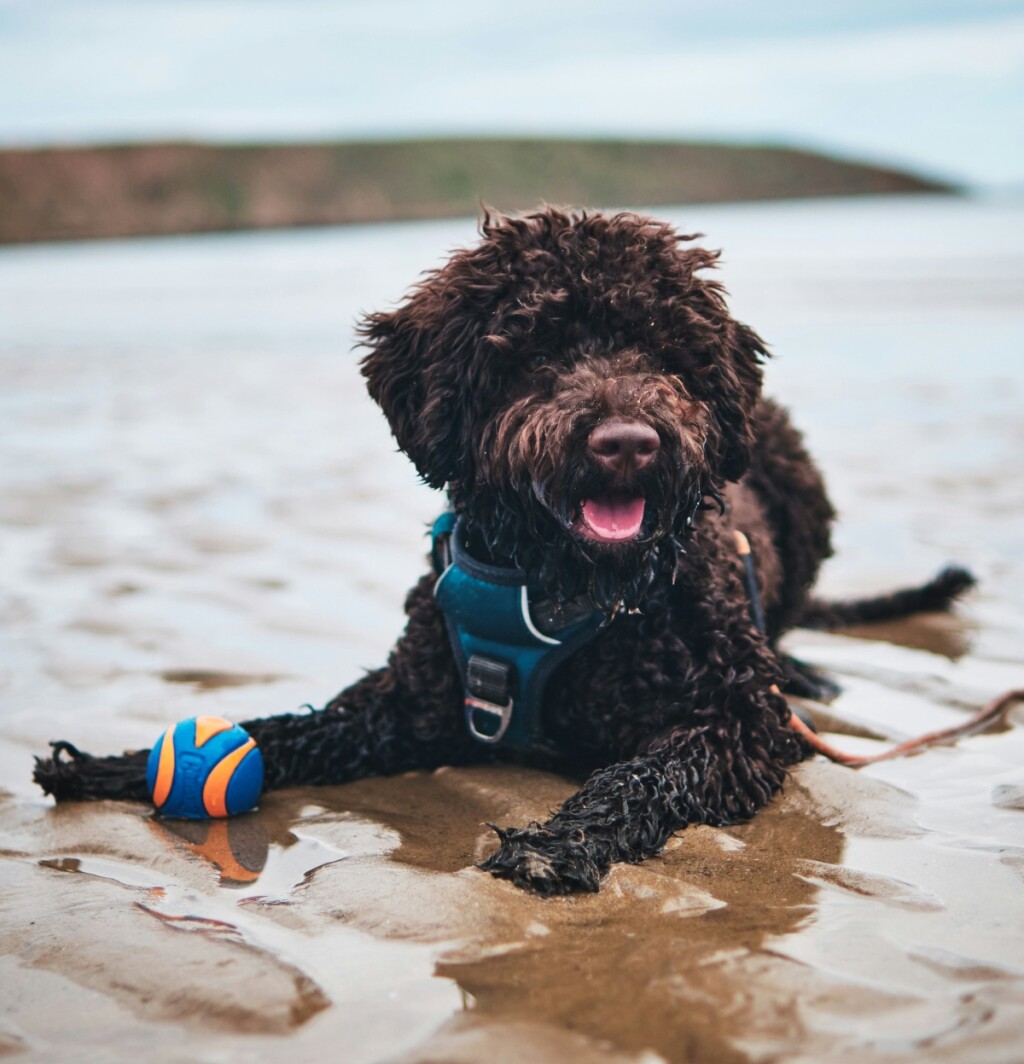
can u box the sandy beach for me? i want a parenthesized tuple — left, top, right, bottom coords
(1, 194, 1022, 1063)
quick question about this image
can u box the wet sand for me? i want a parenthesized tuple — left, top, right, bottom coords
(1, 195, 1022, 1062)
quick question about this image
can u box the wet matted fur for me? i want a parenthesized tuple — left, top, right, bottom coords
(34, 208, 973, 895)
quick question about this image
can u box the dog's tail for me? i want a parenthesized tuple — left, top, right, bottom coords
(798, 565, 976, 631)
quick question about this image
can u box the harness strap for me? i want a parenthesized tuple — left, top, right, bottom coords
(732, 531, 766, 634)
(431, 514, 605, 754)
(433, 517, 781, 754)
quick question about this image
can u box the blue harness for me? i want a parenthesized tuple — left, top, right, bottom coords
(431, 513, 606, 754)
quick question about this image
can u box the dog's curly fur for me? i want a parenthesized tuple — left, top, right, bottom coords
(33, 207, 974, 895)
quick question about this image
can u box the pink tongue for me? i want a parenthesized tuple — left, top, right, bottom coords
(580, 497, 646, 542)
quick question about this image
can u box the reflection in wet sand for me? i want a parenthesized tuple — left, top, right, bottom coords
(1, 196, 1023, 1062)
(151, 813, 270, 884)
(430, 776, 844, 1064)
(159, 668, 287, 690)
(839, 612, 975, 662)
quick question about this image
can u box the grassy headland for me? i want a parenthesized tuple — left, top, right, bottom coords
(0, 137, 953, 244)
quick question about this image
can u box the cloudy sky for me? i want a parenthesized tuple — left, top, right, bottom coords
(1, 0, 1022, 186)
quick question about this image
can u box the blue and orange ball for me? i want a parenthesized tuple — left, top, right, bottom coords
(146, 716, 264, 819)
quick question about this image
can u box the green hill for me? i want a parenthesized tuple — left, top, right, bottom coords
(0, 137, 954, 244)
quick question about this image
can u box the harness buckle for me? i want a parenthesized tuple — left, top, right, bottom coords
(465, 655, 515, 743)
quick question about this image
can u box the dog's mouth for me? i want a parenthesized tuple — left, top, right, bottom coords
(574, 495, 646, 544)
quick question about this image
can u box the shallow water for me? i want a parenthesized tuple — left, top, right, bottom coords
(0, 195, 1022, 1063)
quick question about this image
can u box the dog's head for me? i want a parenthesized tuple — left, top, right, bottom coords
(359, 208, 766, 611)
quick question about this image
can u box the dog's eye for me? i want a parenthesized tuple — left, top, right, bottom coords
(528, 354, 549, 372)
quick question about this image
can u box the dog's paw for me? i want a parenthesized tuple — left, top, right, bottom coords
(478, 823, 606, 896)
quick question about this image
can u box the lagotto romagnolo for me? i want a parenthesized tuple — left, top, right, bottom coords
(35, 209, 973, 894)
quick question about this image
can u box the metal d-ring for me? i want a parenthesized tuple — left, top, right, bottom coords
(465, 695, 514, 743)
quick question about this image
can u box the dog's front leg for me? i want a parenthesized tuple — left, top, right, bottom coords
(247, 573, 483, 790)
(244, 665, 479, 790)
(481, 701, 805, 895)
(32, 574, 479, 802)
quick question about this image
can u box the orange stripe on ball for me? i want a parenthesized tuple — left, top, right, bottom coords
(193, 715, 233, 748)
(202, 737, 257, 817)
(152, 725, 176, 808)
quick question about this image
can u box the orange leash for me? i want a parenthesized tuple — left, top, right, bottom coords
(732, 531, 1019, 767)
(783, 687, 1023, 768)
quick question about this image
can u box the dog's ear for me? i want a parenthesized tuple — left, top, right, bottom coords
(669, 243, 766, 484)
(358, 241, 504, 489)
(359, 299, 449, 489)
(709, 318, 766, 483)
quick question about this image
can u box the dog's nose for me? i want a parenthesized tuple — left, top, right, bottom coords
(587, 419, 660, 474)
